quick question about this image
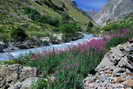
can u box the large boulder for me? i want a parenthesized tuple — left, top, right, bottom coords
(84, 42, 133, 89)
(0, 64, 39, 89)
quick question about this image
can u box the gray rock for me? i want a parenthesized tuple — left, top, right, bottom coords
(9, 77, 38, 89)
(84, 42, 133, 89)
(96, 43, 133, 72)
(94, 0, 133, 26)
(0, 64, 39, 89)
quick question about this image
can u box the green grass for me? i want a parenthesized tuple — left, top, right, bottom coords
(106, 35, 133, 49)
(3, 49, 104, 89)
(101, 16, 133, 33)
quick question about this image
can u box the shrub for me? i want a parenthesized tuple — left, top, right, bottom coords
(23, 8, 41, 21)
(104, 28, 133, 49)
(32, 79, 48, 89)
(59, 23, 81, 34)
(23, 8, 60, 26)
(46, 17, 59, 26)
(101, 17, 133, 33)
(87, 21, 94, 33)
(10, 27, 28, 41)
(58, 23, 81, 41)
(106, 36, 129, 49)
(0, 25, 19, 41)
(61, 14, 74, 24)
(39, 16, 60, 26)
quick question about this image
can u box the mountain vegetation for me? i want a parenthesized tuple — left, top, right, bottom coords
(0, 0, 92, 39)
(0, 0, 133, 89)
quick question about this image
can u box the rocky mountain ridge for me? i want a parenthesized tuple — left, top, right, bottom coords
(94, 0, 133, 26)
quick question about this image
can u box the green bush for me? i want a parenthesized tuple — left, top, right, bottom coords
(32, 79, 48, 89)
(0, 25, 19, 41)
(39, 16, 60, 26)
(58, 23, 81, 41)
(101, 17, 133, 32)
(87, 21, 94, 32)
(59, 23, 81, 34)
(102, 23, 119, 32)
(23, 8, 41, 21)
(10, 27, 28, 41)
(61, 14, 74, 24)
(106, 37, 129, 49)
(23, 8, 60, 26)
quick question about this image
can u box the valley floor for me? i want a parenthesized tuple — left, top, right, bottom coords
(0, 28, 132, 89)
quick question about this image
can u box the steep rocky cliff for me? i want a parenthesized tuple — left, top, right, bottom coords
(94, 0, 133, 26)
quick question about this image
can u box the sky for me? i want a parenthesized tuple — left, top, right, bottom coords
(75, 0, 108, 12)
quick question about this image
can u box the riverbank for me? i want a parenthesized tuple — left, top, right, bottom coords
(0, 34, 96, 61)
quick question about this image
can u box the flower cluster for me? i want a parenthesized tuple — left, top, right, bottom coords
(32, 29, 132, 60)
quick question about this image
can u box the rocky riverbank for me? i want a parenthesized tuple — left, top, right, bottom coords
(84, 42, 133, 89)
(0, 33, 83, 53)
(0, 34, 95, 61)
(0, 64, 39, 89)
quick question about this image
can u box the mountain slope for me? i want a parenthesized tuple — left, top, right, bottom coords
(0, 0, 92, 39)
(94, 0, 133, 26)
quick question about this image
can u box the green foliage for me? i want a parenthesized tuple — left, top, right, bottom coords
(23, 8, 41, 21)
(108, 29, 133, 49)
(23, 7, 60, 27)
(0, 0, 93, 41)
(32, 79, 48, 89)
(101, 17, 133, 49)
(7, 49, 104, 89)
(106, 36, 129, 49)
(59, 23, 81, 34)
(10, 27, 28, 41)
(87, 22, 94, 29)
(61, 14, 74, 24)
(101, 17, 133, 32)
(0, 25, 19, 41)
(107, 29, 133, 49)
(86, 22, 100, 34)
(38, 16, 60, 27)
(58, 23, 81, 41)
(102, 23, 120, 32)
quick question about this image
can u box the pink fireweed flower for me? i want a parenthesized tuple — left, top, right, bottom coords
(104, 29, 130, 40)
(120, 29, 129, 34)
(86, 39, 107, 51)
(32, 54, 41, 60)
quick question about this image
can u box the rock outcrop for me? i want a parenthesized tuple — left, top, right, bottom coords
(94, 0, 133, 26)
(0, 64, 39, 89)
(84, 42, 133, 89)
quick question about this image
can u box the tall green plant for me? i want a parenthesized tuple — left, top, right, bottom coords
(10, 49, 104, 89)
(59, 23, 81, 41)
